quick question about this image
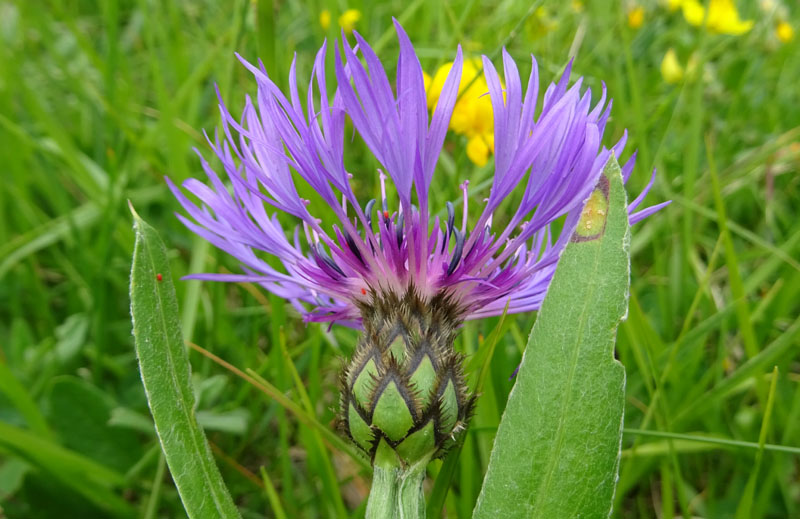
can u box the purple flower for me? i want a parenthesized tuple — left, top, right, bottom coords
(168, 21, 668, 327)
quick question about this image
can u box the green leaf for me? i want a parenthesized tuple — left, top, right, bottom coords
(195, 408, 251, 435)
(129, 203, 241, 519)
(0, 361, 51, 438)
(473, 156, 631, 519)
(735, 366, 779, 519)
(53, 313, 89, 363)
(0, 421, 134, 517)
(0, 458, 29, 501)
(45, 376, 143, 472)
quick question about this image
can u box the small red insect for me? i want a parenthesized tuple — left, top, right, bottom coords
(360, 288, 367, 295)
(383, 210, 390, 219)
(157, 273, 163, 282)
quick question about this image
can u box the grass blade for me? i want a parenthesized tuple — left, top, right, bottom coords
(0, 421, 133, 517)
(674, 314, 800, 425)
(736, 366, 780, 519)
(0, 362, 51, 438)
(623, 428, 800, 456)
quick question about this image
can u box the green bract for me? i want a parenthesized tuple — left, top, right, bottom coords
(340, 291, 474, 467)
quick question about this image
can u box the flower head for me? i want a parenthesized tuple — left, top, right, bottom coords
(679, 0, 754, 35)
(426, 59, 495, 166)
(319, 10, 331, 31)
(338, 9, 361, 34)
(628, 6, 645, 29)
(776, 20, 794, 43)
(661, 48, 685, 84)
(319, 8, 361, 34)
(169, 21, 666, 327)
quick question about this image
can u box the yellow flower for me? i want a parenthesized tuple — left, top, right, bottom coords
(667, 0, 682, 12)
(426, 59, 492, 131)
(466, 134, 494, 167)
(426, 59, 496, 166)
(320, 9, 331, 30)
(426, 63, 453, 108)
(777, 21, 794, 43)
(680, 0, 705, 24)
(660, 48, 684, 84)
(628, 6, 645, 29)
(338, 9, 361, 34)
(680, 0, 753, 35)
(320, 9, 361, 33)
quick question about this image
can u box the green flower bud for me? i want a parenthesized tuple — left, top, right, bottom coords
(340, 290, 474, 466)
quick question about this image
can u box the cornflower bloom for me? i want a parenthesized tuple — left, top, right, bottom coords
(169, 25, 664, 328)
(169, 22, 667, 463)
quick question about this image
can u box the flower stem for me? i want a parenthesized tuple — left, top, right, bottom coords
(366, 442, 430, 519)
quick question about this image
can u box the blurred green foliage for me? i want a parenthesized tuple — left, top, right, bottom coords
(0, 0, 798, 518)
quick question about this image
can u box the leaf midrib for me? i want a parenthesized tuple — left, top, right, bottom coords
(527, 244, 605, 518)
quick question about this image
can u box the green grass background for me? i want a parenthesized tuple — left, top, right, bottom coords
(1, 0, 799, 517)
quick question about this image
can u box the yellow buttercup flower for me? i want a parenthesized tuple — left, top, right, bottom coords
(339, 9, 362, 34)
(426, 59, 496, 166)
(776, 21, 794, 43)
(466, 134, 495, 168)
(680, 0, 705, 24)
(452, 95, 494, 138)
(680, 0, 753, 35)
(661, 48, 684, 84)
(426, 59, 493, 135)
(320, 9, 361, 33)
(426, 62, 454, 108)
(320, 10, 331, 30)
(628, 6, 645, 29)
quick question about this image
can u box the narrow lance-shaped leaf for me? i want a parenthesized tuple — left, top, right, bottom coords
(129, 203, 242, 519)
(473, 156, 630, 519)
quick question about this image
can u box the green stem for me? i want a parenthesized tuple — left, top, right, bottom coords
(366, 442, 430, 519)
